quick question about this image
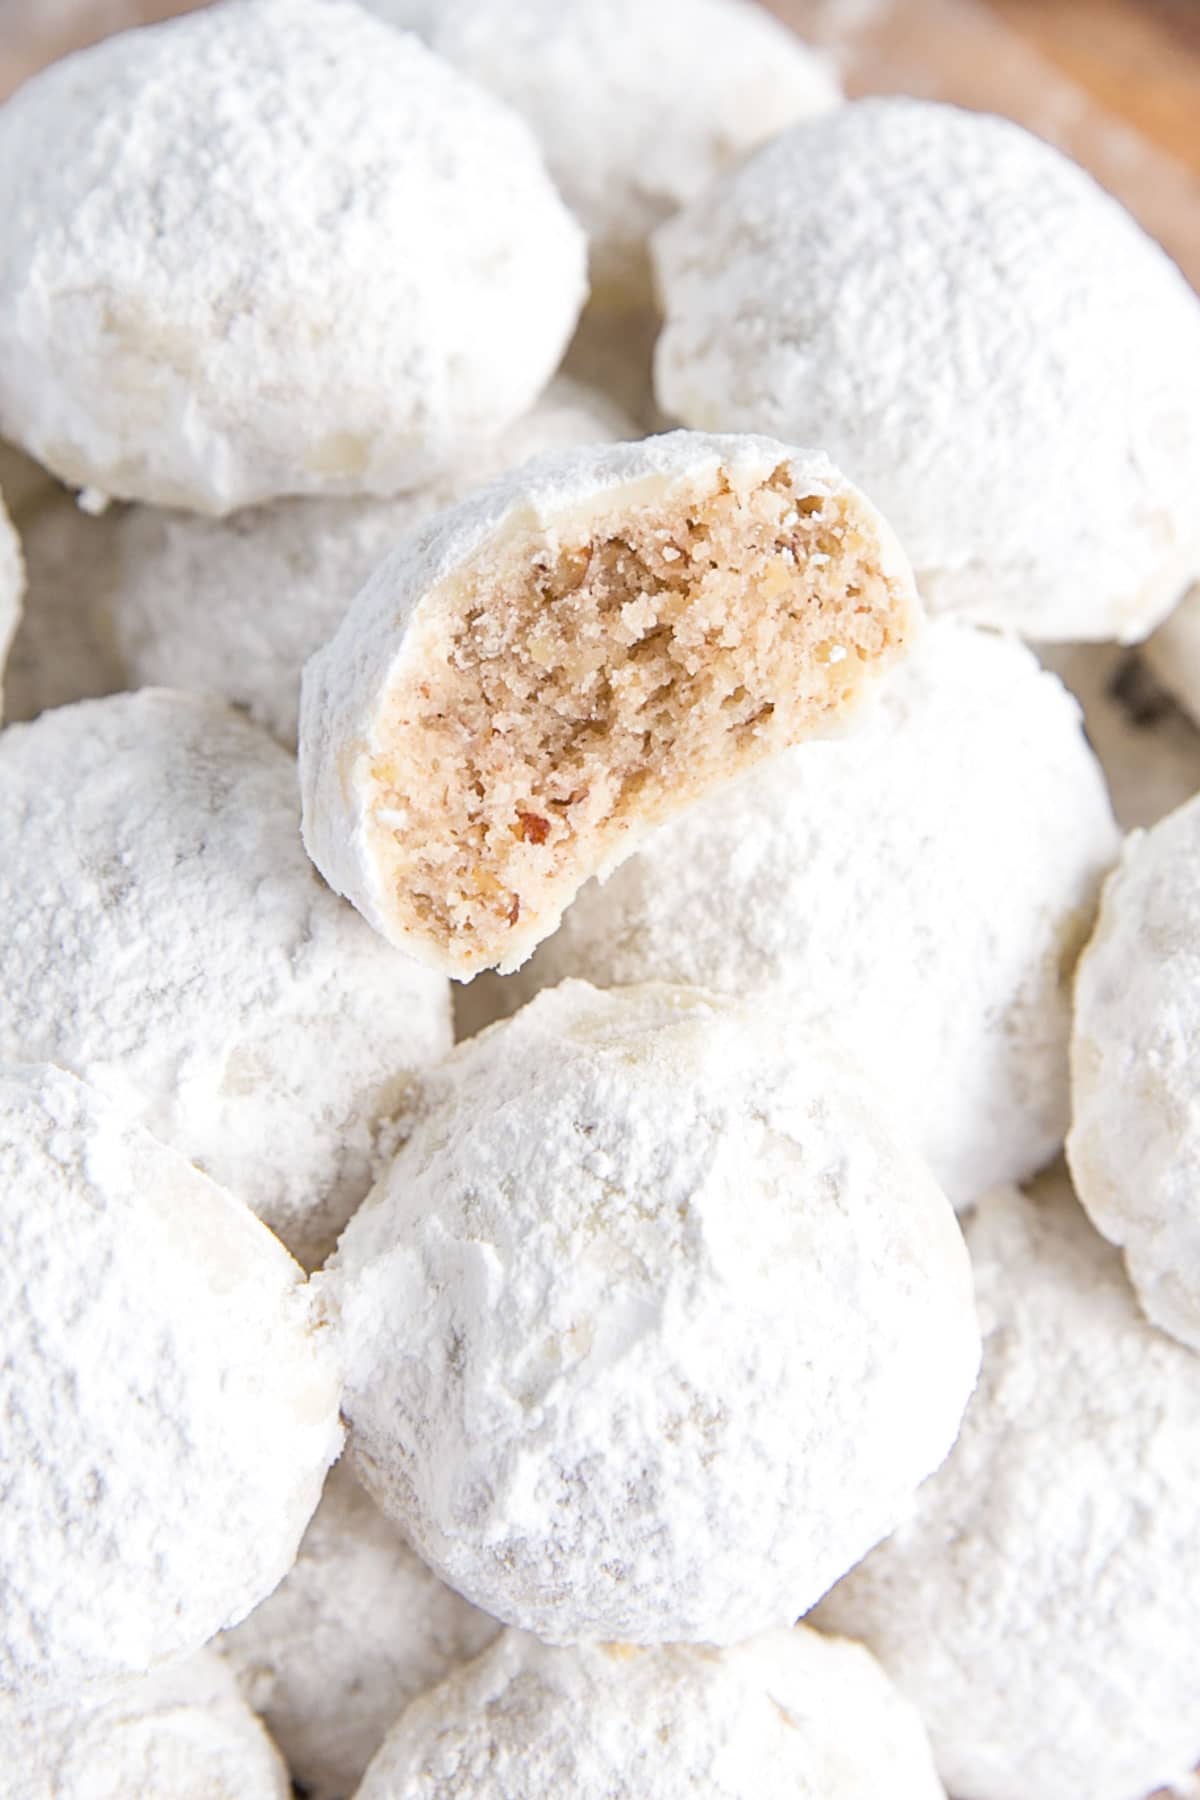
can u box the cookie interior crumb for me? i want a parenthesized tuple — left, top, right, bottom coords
(368, 465, 909, 971)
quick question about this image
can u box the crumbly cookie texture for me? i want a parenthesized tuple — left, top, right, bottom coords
(105, 379, 634, 750)
(325, 981, 979, 1646)
(496, 621, 1118, 1207)
(2, 486, 129, 723)
(0, 1062, 343, 1707)
(0, 0, 585, 513)
(218, 1461, 499, 1800)
(0, 690, 451, 1269)
(1069, 793, 1200, 1350)
(355, 1627, 946, 1800)
(0, 486, 24, 717)
(299, 431, 919, 979)
(654, 98, 1200, 642)
(1038, 642, 1200, 831)
(2, 1650, 290, 1800)
(363, 0, 838, 306)
(1144, 584, 1200, 729)
(814, 1171, 1200, 1800)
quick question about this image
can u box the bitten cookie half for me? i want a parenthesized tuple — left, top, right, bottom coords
(299, 431, 918, 978)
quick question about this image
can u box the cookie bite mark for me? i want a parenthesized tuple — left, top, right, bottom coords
(301, 433, 918, 977)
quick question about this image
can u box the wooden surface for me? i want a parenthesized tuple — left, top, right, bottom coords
(1, 0, 1197, 284)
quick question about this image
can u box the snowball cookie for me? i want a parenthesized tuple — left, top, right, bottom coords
(326, 981, 980, 1646)
(654, 99, 1200, 641)
(1039, 641, 1200, 831)
(219, 1461, 498, 1800)
(300, 431, 919, 979)
(1144, 583, 1200, 728)
(364, 0, 839, 306)
(4, 1650, 289, 1800)
(0, 691, 451, 1268)
(814, 1172, 1200, 1800)
(0, 0, 585, 514)
(1069, 793, 1200, 1351)
(107, 379, 635, 751)
(0, 1062, 343, 1706)
(501, 621, 1119, 1207)
(356, 1626, 945, 1800)
(2, 487, 129, 723)
(0, 487, 23, 714)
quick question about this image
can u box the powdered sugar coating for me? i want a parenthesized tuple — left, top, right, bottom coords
(356, 1626, 946, 1800)
(815, 1172, 1200, 1800)
(0, 690, 451, 1269)
(0, 1063, 343, 1706)
(654, 98, 1200, 640)
(363, 0, 839, 305)
(328, 980, 979, 1646)
(1069, 794, 1200, 1350)
(219, 1461, 498, 1800)
(4, 1651, 290, 1799)
(107, 379, 634, 750)
(1144, 584, 1200, 729)
(299, 429, 918, 978)
(2, 486, 128, 723)
(0, 487, 23, 717)
(0, 0, 586, 513)
(498, 621, 1119, 1207)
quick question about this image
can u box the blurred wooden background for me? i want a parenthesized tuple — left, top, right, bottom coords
(1, 0, 1197, 283)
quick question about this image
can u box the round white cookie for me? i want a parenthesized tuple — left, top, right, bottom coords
(363, 0, 839, 306)
(496, 620, 1118, 1207)
(327, 981, 979, 1646)
(299, 430, 919, 978)
(357, 1626, 945, 1800)
(219, 1461, 499, 1800)
(0, 0, 585, 513)
(0, 690, 451, 1269)
(654, 98, 1200, 641)
(1144, 583, 1200, 729)
(0, 487, 24, 717)
(1070, 793, 1200, 1350)
(0, 1062, 342, 1706)
(105, 379, 634, 750)
(815, 1171, 1200, 1800)
(3, 1651, 289, 1800)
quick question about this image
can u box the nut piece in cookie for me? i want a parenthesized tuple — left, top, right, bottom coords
(300, 431, 918, 977)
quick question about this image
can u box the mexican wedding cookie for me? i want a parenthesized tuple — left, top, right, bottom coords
(815, 1172, 1200, 1800)
(654, 99, 1200, 640)
(364, 0, 838, 304)
(0, 0, 585, 512)
(326, 982, 980, 1645)
(219, 1461, 499, 1800)
(104, 378, 634, 750)
(501, 621, 1119, 1206)
(299, 432, 919, 977)
(1069, 794, 1200, 1350)
(0, 1063, 342, 1706)
(356, 1627, 945, 1800)
(0, 486, 23, 715)
(0, 690, 451, 1268)
(4, 1652, 289, 1800)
